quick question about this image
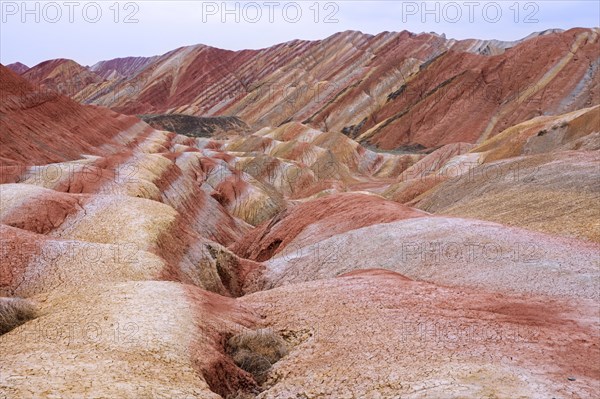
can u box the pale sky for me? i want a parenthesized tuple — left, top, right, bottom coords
(1, 1, 599, 67)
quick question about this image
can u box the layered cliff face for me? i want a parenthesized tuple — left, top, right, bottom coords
(1, 27, 599, 398)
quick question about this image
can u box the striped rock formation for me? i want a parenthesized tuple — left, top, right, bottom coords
(0, 66, 143, 166)
(381, 105, 600, 242)
(21, 59, 104, 99)
(90, 56, 159, 80)
(1, 27, 599, 398)
(17, 28, 600, 151)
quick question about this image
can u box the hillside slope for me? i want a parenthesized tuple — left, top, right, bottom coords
(16, 28, 600, 151)
(1, 30, 599, 398)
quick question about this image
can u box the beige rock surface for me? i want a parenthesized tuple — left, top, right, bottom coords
(240, 271, 600, 398)
(262, 216, 600, 300)
(0, 281, 258, 398)
(412, 151, 600, 242)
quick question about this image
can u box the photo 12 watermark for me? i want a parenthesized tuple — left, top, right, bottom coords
(200, 1, 340, 24)
(1, 1, 140, 23)
(399, 1, 540, 24)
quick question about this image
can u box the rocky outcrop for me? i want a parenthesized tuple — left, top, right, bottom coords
(355, 28, 599, 149)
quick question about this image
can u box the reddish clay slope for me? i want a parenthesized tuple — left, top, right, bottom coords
(22, 58, 104, 97)
(93, 44, 263, 115)
(232, 192, 427, 261)
(0, 65, 143, 167)
(242, 271, 600, 398)
(80, 31, 451, 124)
(357, 28, 600, 149)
